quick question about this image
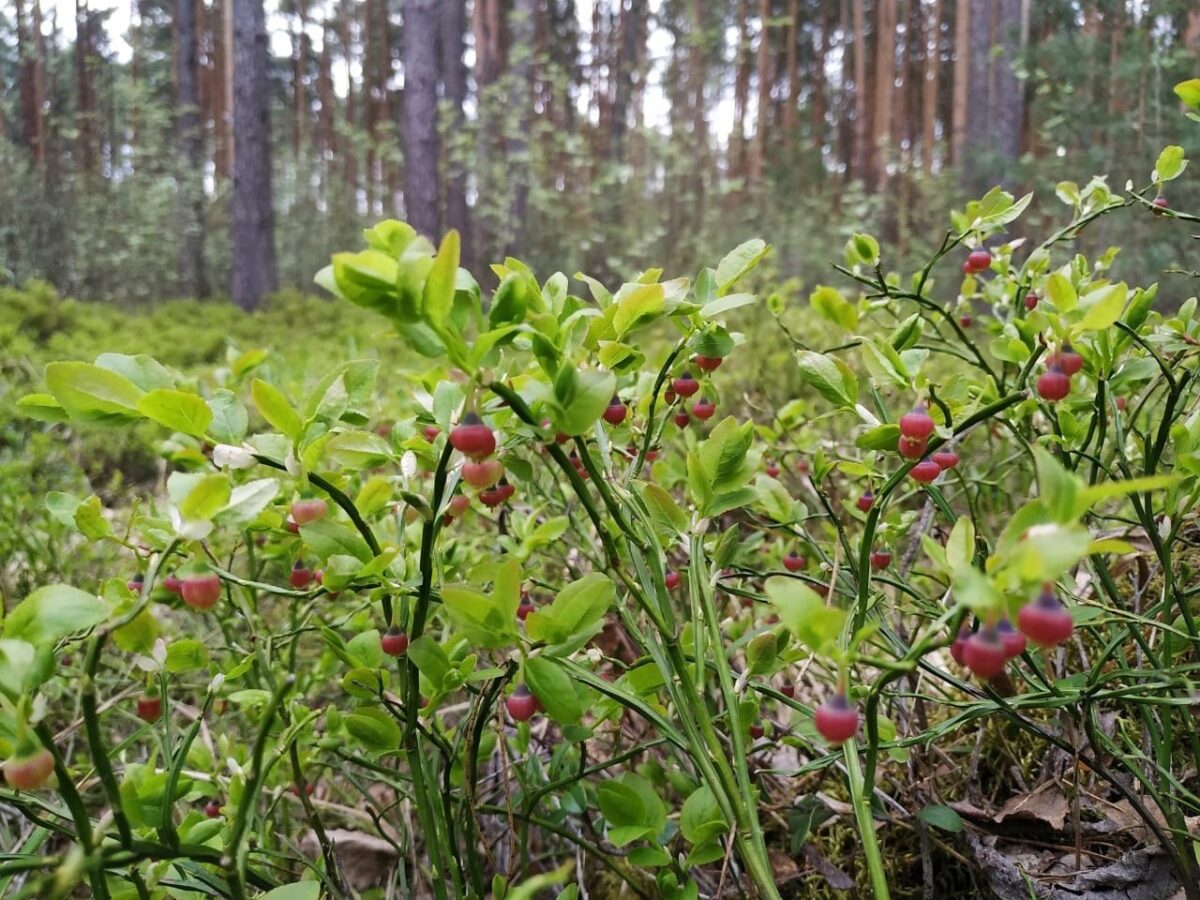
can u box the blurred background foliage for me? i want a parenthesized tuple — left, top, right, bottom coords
(0, 0, 1197, 309)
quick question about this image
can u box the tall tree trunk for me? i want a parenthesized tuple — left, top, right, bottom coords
(507, 0, 535, 255)
(922, 0, 942, 172)
(74, 0, 99, 174)
(363, 0, 378, 212)
(963, 0, 1022, 189)
(14, 0, 47, 178)
(403, 0, 439, 236)
(230, 0, 277, 309)
(812, 3, 829, 151)
(689, 0, 709, 208)
(340, 4, 358, 195)
(749, 0, 772, 186)
(211, 0, 233, 178)
(317, 22, 336, 170)
(177, 0, 207, 296)
(609, 0, 644, 165)
(870, 0, 896, 189)
(291, 0, 308, 157)
(783, 0, 799, 140)
(440, 0, 470, 261)
(950, 0, 968, 166)
(851, 0, 868, 179)
(838, 0, 853, 178)
(732, 0, 752, 179)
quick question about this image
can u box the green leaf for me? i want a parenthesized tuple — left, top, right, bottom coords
(763, 578, 845, 653)
(95, 353, 175, 391)
(525, 656, 584, 725)
(74, 495, 112, 540)
(1153, 145, 1187, 183)
(810, 285, 858, 330)
(113, 609, 158, 653)
(715, 239, 768, 294)
(407, 635, 451, 691)
(424, 229, 460, 329)
(217, 478, 280, 526)
(626, 847, 672, 868)
(324, 431, 393, 469)
(230, 348, 269, 378)
(166, 639, 210, 673)
(696, 417, 756, 492)
(300, 520, 372, 564)
(680, 786, 726, 845)
(45, 361, 145, 424)
(796, 351, 858, 408)
(45, 492, 80, 527)
(917, 805, 963, 833)
(637, 482, 690, 540)
(251, 379, 303, 441)
(1034, 447, 1080, 523)
(524, 573, 615, 656)
(170, 473, 231, 522)
(1175, 79, 1200, 111)
(441, 585, 519, 649)
(16, 393, 68, 423)
(259, 882, 322, 900)
(207, 390, 249, 443)
(137, 389, 213, 437)
(344, 708, 401, 752)
(950, 566, 1004, 614)
(847, 233, 880, 266)
(699, 292, 756, 318)
(597, 774, 666, 846)
(552, 367, 617, 436)
(1045, 273, 1077, 312)
(889, 314, 922, 351)
(1076, 282, 1127, 332)
(612, 283, 665, 337)
(946, 517, 976, 572)
(856, 424, 900, 451)
(5, 585, 110, 645)
(490, 274, 529, 326)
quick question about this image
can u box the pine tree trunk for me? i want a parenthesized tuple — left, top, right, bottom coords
(963, 0, 1022, 189)
(507, 0, 535, 255)
(291, 0, 307, 157)
(732, 0, 752, 179)
(783, 0, 799, 140)
(812, 3, 829, 150)
(402, 0, 439, 236)
(922, 0, 942, 172)
(749, 0, 772, 186)
(851, 0, 867, 180)
(317, 22, 336, 172)
(230, 0, 277, 309)
(340, 4, 358, 195)
(870, 0, 896, 189)
(440, 0, 470, 262)
(176, 0, 207, 296)
(950, 0, 968, 166)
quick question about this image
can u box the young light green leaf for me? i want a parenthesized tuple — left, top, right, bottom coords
(715, 239, 768, 294)
(4, 585, 110, 645)
(1153, 145, 1187, 183)
(810, 286, 858, 330)
(137, 388, 213, 437)
(45, 361, 145, 424)
(1076, 282, 1127, 332)
(251, 379, 304, 441)
(796, 351, 858, 408)
(763, 577, 845, 653)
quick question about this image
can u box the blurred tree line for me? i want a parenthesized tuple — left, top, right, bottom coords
(0, 0, 1198, 308)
